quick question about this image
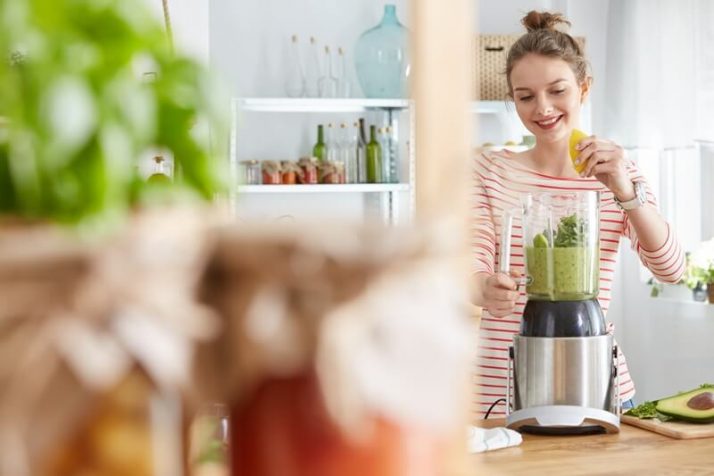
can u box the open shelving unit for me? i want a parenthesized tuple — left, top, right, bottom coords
(230, 97, 416, 225)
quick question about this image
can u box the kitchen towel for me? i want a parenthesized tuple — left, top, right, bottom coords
(468, 426, 522, 453)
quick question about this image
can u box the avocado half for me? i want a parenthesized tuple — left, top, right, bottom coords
(656, 385, 714, 423)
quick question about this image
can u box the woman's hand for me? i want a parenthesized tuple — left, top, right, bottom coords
(481, 271, 520, 318)
(575, 136, 635, 200)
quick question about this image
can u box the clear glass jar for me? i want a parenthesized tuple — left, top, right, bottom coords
(239, 160, 262, 185)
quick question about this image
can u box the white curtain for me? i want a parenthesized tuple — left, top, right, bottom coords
(598, 0, 714, 252)
(602, 0, 714, 148)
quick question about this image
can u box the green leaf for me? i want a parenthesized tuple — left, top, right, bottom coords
(624, 400, 658, 419)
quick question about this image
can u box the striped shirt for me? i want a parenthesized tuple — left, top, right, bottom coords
(471, 150, 685, 418)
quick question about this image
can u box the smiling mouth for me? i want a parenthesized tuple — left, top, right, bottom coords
(535, 115, 563, 130)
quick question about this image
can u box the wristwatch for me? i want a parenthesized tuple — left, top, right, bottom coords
(614, 181, 646, 211)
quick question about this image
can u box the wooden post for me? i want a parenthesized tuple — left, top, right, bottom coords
(411, 0, 474, 226)
(410, 0, 478, 474)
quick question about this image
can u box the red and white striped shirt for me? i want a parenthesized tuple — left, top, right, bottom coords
(471, 150, 685, 418)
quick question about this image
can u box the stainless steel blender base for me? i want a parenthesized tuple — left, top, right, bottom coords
(507, 405, 620, 434)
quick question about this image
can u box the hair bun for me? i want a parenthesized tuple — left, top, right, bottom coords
(521, 11, 571, 33)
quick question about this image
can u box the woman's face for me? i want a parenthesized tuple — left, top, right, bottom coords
(509, 53, 588, 144)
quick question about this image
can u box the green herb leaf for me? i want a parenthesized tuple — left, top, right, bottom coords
(624, 400, 658, 419)
(553, 213, 587, 248)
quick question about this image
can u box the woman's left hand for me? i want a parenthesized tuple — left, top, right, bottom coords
(575, 135, 634, 198)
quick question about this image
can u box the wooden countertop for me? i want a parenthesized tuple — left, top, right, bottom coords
(474, 419, 714, 475)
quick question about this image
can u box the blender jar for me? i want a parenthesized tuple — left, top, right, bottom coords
(503, 191, 600, 301)
(524, 191, 599, 300)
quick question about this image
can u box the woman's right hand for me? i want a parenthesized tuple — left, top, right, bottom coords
(480, 271, 520, 318)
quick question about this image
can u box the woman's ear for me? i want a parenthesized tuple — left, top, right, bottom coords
(580, 77, 593, 103)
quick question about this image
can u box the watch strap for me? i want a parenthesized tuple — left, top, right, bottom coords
(615, 181, 645, 211)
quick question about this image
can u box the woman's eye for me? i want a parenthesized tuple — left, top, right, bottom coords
(552, 89, 566, 95)
(517, 96, 533, 102)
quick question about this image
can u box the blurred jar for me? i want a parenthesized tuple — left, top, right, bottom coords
(238, 160, 261, 185)
(298, 157, 319, 184)
(280, 161, 302, 185)
(40, 370, 186, 476)
(261, 161, 282, 185)
(230, 372, 448, 476)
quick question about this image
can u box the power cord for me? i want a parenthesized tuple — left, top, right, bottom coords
(484, 398, 507, 419)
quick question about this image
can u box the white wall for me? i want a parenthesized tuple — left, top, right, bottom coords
(210, 0, 409, 98)
(145, 0, 210, 63)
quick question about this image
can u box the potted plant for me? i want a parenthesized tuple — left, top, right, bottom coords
(683, 241, 714, 303)
(0, 0, 226, 228)
(0, 0, 226, 474)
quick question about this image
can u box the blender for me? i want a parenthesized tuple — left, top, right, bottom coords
(500, 191, 620, 434)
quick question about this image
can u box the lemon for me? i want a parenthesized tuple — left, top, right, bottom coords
(533, 233, 549, 248)
(569, 129, 589, 174)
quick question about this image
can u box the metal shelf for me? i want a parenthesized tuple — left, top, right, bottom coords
(238, 183, 410, 194)
(235, 97, 412, 113)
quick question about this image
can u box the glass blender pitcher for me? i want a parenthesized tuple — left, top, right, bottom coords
(501, 190, 605, 337)
(503, 191, 620, 434)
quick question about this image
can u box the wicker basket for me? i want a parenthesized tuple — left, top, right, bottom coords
(476, 35, 586, 101)
(476, 35, 519, 101)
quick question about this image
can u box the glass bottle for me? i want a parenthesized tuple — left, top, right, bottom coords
(285, 34, 305, 98)
(378, 127, 391, 183)
(336, 47, 351, 98)
(357, 119, 368, 183)
(312, 124, 327, 162)
(354, 4, 410, 98)
(325, 122, 338, 164)
(339, 122, 357, 184)
(366, 125, 382, 183)
(387, 125, 399, 183)
(318, 46, 338, 98)
(148, 156, 171, 183)
(305, 36, 322, 98)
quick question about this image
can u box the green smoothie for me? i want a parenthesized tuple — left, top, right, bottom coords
(525, 212, 599, 301)
(526, 246, 598, 300)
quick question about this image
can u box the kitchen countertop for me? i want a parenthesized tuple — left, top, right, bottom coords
(474, 418, 714, 475)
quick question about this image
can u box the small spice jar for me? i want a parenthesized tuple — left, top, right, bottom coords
(319, 161, 343, 184)
(239, 160, 262, 185)
(261, 160, 282, 185)
(280, 161, 303, 185)
(297, 157, 319, 185)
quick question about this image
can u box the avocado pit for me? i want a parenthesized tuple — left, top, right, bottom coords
(687, 392, 714, 411)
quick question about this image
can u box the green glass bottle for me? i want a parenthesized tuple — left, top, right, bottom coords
(366, 125, 382, 183)
(313, 124, 327, 162)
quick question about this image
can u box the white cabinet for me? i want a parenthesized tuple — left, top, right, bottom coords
(229, 97, 415, 225)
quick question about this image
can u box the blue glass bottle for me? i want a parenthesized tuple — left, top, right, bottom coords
(354, 4, 410, 98)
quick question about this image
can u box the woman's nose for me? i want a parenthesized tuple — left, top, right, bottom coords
(537, 104, 554, 116)
(535, 96, 554, 116)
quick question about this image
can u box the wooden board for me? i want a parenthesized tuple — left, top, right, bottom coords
(621, 414, 714, 439)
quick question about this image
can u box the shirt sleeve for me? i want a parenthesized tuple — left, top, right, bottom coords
(471, 154, 496, 275)
(621, 167, 685, 284)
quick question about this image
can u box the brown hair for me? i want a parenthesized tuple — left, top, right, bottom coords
(505, 11, 590, 96)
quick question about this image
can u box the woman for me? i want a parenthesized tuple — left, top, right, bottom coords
(471, 11, 685, 418)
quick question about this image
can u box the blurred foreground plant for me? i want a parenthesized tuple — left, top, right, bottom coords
(0, 0, 226, 227)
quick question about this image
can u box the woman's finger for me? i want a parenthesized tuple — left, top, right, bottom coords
(581, 150, 623, 177)
(491, 272, 517, 290)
